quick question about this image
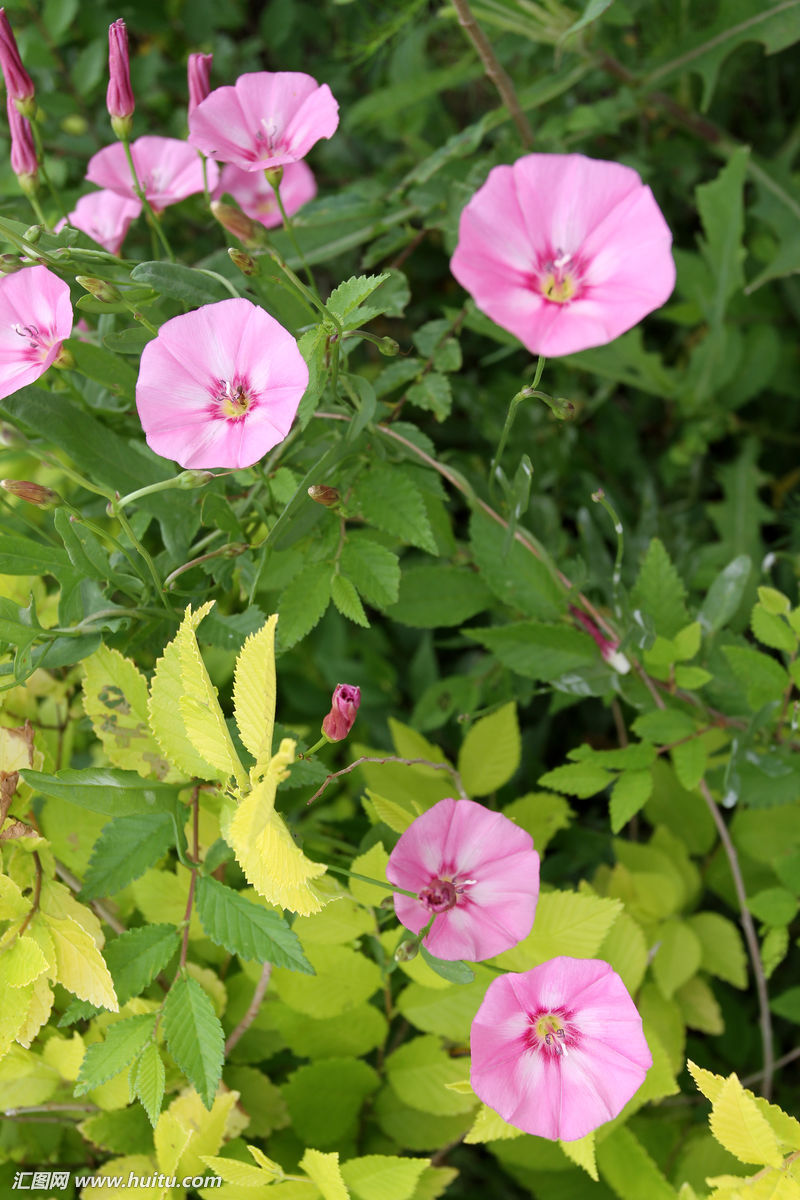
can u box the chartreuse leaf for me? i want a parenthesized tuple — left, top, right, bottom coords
(751, 603, 798, 654)
(271, 941, 380, 1018)
(42, 914, 118, 1011)
(200, 1154, 280, 1187)
(228, 739, 327, 915)
(300, 1149, 349, 1200)
(709, 1074, 783, 1167)
(654, 919, 703, 998)
(0, 936, 48, 988)
(326, 272, 389, 323)
(596, 1125, 678, 1199)
(341, 1155, 429, 1200)
(631, 539, 689, 638)
(609, 770, 654, 833)
(232, 612, 278, 781)
(74, 1014, 157, 1096)
(131, 1041, 165, 1127)
(175, 602, 247, 789)
(82, 645, 173, 781)
(560, 1132, 598, 1181)
(386, 1036, 478, 1117)
(493, 889, 621, 971)
(81, 812, 175, 900)
(283, 1058, 380, 1147)
(458, 702, 520, 796)
(195, 875, 312, 972)
(162, 972, 224, 1110)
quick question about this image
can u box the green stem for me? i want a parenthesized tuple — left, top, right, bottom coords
(63, 503, 148, 589)
(29, 121, 65, 219)
(488, 356, 545, 498)
(592, 487, 624, 618)
(0, 216, 58, 265)
(24, 187, 48, 228)
(109, 502, 171, 611)
(269, 173, 317, 294)
(122, 140, 175, 261)
(325, 863, 417, 899)
(265, 245, 331, 323)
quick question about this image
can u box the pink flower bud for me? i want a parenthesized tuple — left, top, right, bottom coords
(0, 9, 34, 111)
(321, 684, 360, 742)
(570, 606, 630, 674)
(1, 479, 61, 508)
(106, 19, 135, 126)
(6, 96, 36, 183)
(187, 52, 212, 118)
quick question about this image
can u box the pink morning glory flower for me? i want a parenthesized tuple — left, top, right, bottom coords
(470, 957, 652, 1141)
(450, 153, 675, 357)
(213, 160, 316, 229)
(106, 19, 134, 124)
(188, 71, 339, 171)
(58, 190, 141, 255)
(135, 297, 309, 470)
(86, 136, 218, 213)
(386, 797, 540, 961)
(0, 265, 73, 401)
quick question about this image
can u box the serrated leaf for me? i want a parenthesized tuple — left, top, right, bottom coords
(610, 770, 654, 833)
(81, 812, 175, 900)
(387, 564, 491, 628)
(751, 605, 797, 653)
(560, 1132, 598, 1180)
(228, 739, 327, 915)
(466, 621, 597, 682)
(301, 1149, 349, 1200)
(331, 574, 370, 627)
(406, 372, 453, 420)
(162, 973, 224, 1110)
(366, 789, 420, 834)
(672, 737, 708, 790)
(631, 539, 689, 638)
(104, 924, 181, 1007)
(653, 919, 703, 998)
(74, 1014, 157, 1096)
(493, 889, 621, 970)
(759, 587, 791, 615)
(195, 875, 313, 972)
(233, 612, 278, 778)
(722, 645, 788, 709)
(341, 1154, 429, 1200)
(327, 272, 390, 322)
(538, 761, 613, 798)
(131, 1041, 164, 1127)
(340, 533, 400, 609)
(458, 702, 520, 796)
(277, 562, 333, 651)
(710, 1074, 783, 1167)
(82, 645, 173, 780)
(386, 1036, 477, 1116)
(596, 1125, 677, 1199)
(46, 914, 118, 1011)
(686, 915, 744, 990)
(22, 767, 179, 816)
(470, 510, 566, 620)
(0, 935, 48, 988)
(352, 463, 436, 554)
(200, 1154, 278, 1187)
(175, 602, 247, 788)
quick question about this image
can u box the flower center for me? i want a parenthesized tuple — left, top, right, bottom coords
(537, 250, 580, 304)
(418, 874, 476, 913)
(216, 377, 255, 421)
(525, 1007, 575, 1056)
(12, 322, 49, 361)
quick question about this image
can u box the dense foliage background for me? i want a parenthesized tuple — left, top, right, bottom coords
(1, 0, 799, 1197)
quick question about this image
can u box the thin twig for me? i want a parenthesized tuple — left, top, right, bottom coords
(3, 1103, 98, 1117)
(699, 778, 774, 1100)
(225, 963, 272, 1055)
(54, 859, 126, 935)
(307, 755, 468, 806)
(450, 0, 534, 147)
(741, 1045, 800, 1088)
(179, 789, 200, 971)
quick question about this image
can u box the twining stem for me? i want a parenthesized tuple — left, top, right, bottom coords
(488, 355, 545, 496)
(121, 140, 175, 261)
(306, 754, 468, 805)
(592, 487, 624, 619)
(699, 778, 774, 1099)
(450, 0, 535, 147)
(110, 504, 171, 611)
(268, 173, 317, 294)
(324, 864, 417, 900)
(225, 964, 272, 1054)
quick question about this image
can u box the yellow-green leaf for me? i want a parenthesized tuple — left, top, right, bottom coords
(200, 1153, 276, 1186)
(82, 645, 173, 780)
(301, 1149, 350, 1200)
(493, 889, 621, 970)
(709, 1074, 784, 1167)
(44, 914, 118, 1012)
(560, 1131, 598, 1180)
(233, 612, 278, 780)
(464, 1104, 524, 1143)
(458, 702, 520, 797)
(687, 1058, 726, 1104)
(228, 739, 326, 915)
(0, 934, 49, 988)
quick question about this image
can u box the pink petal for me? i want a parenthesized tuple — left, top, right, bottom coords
(86, 136, 215, 211)
(0, 265, 72, 400)
(214, 160, 316, 229)
(64, 190, 141, 255)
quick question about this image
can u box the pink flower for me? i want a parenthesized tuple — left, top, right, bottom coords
(0, 9, 34, 109)
(450, 154, 675, 357)
(570, 606, 630, 675)
(6, 96, 36, 181)
(135, 298, 308, 470)
(106, 19, 134, 123)
(59, 190, 141, 255)
(188, 71, 339, 171)
(386, 798, 540, 962)
(188, 52, 213, 118)
(86, 136, 218, 213)
(213, 160, 316, 229)
(470, 957, 652, 1140)
(0, 265, 73, 401)
(321, 684, 360, 742)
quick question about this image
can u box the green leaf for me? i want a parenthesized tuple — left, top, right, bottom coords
(340, 533, 400, 609)
(406, 373, 453, 421)
(698, 555, 751, 632)
(386, 1036, 478, 1116)
(653, 919, 703, 998)
(81, 812, 175, 899)
(538, 761, 612, 798)
(65, 340, 138, 401)
(751, 604, 797, 653)
(132, 1041, 165, 1127)
(770, 985, 800, 1022)
(326, 273, 389, 323)
(300, 1149, 349, 1200)
(671, 737, 708, 791)
(596, 1126, 678, 1199)
(560, 0, 614, 40)
(162, 973, 224, 1109)
(470, 510, 566, 619)
(697, 148, 748, 325)
(74, 1014, 157, 1096)
(340, 1154, 429, 1200)
(494, 889, 621, 970)
(331, 574, 370, 627)
(352, 464, 436, 554)
(104, 925, 182, 1007)
(130, 261, 232, 305)
(502, 792, 572, 853)
(758, 587, 791, 615)
(609, 770, 654, 833)
(386, 564, 491, 629)
(709, 1074, 783, 1167)
(271, 941, 380, 1017)
(458, 702, 520, 796)
(232, 612, 278, 776)
(283, 1058, 379, 1147)
(466, 621, 597, 682)
(195, 876, 313, 972)
(22, 767, 180, 816)
(747, 887, 799, 926)
(0, 533, 76, 581)
(722, 645, 788, 709)
(419, 947, 475, 984)
(631, 539, 689, 638)
(277, 562, 333, 651)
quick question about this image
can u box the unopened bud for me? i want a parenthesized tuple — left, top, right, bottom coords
(394, 938, 419, 963)
(76, 275, 121, 304)
(52, 346, 75, 370)
(228, 248, 258, 277)
(222, 542, 249, 557)
(1, 479, 61, 508)
(307, 485, 340, 508)
(211, 201, 266, 247)
(321, 684, 360, 742)
(264, 166, 283, 189)
(377, 337, 400, 357)
(176, 469, 215, 489)
(379, 894, 396, 910)
(110, 113, 134, 141)
(0, 254, 22, 274)
(23, 224, 42, 244)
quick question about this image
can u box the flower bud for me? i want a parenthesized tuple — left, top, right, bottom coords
(176, 469, 215, 489)
(0, 10, 35, 113)
(321, 683, 360, 743)
(394, 938, 419, 963)
(569, 605, 630, 675)
(228, 248, 258, 276)
(377, 337, 400, 357)
(106, 19, 135, 130)
(76, 275, 121, 304)
(7, 97, 37, 185)
(307, 484, 340, 508)
(379, 894, 396, 911)
(1, 479, 61, 508)
(187, 51, 212, 118)
(0, 253, 22, 274)
(52, 346, 75, 370)
(23, 224, 42, 243)
(212, 200, 267, 247)
(264, 166, 284, 189)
